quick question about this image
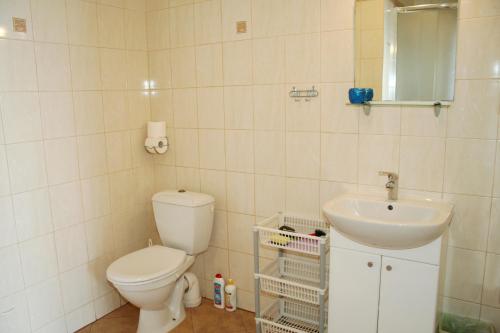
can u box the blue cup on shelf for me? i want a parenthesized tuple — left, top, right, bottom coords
(365, 88, 374, 102)
(348, 88, 366, 104)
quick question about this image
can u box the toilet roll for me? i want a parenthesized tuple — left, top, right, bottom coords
(147, 121, 166, 138)
(144, 137, 168, 154)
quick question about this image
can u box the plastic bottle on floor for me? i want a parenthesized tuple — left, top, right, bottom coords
(225, 279, 237, 312)
(213, 273, 225, 309)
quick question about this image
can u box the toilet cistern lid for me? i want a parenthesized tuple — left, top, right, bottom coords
(152, 190, 215, 207)
(106, 245, 186, 284)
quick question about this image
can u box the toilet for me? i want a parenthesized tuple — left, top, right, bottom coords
(106, 190, 215, 333)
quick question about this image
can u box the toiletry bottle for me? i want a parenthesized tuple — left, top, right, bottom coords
(213, 274, 225, 309)
(224, 279, 237, 312)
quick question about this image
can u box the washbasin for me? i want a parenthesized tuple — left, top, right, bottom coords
(322, 194, 453, 249)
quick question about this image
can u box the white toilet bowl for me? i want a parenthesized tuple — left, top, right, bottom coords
(107, 190, 215, 333)
(107, 245, 197, 333)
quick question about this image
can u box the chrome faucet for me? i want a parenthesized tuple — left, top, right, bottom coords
(379, 171, 399, 201)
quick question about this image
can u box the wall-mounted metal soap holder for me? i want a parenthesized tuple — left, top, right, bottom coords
(289, 86, 319, 102)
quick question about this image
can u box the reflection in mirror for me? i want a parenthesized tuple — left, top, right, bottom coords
(354, 0, 458, 102)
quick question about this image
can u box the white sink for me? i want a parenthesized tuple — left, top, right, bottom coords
(322, 194, 453, 249)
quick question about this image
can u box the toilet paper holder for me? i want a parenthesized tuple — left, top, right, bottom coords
(144, 136, 169, 154)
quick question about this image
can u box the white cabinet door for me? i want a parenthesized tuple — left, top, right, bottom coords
(378, 257, 439, 333)
(329, 248, 381, 333)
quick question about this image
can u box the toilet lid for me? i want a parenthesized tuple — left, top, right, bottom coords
(107, 245, 186, 284)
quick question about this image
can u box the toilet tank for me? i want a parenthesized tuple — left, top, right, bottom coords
(152, 190, 215, 255)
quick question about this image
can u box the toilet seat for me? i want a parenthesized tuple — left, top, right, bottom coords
(107, 245, 187, 285)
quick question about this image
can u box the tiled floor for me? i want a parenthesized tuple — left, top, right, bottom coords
(76, 298, 256, 333)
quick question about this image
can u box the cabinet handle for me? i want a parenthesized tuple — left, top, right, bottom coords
(386, 265, 392, 271)
(367, 262, 373, 268)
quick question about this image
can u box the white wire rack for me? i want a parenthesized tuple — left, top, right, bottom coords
(255, 213, 330, 256)
(256, 257, 328, 305)
(257, 298, 327, 333)
(254, 213, 329, 333)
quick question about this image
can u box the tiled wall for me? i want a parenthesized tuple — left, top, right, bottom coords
(146, 0, 500, 329)
(0, 0, 157, 332)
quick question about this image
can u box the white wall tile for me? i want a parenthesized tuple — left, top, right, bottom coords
(447, 80, 500, 139)
(1, 92, 42, 144)
(59, 264, 93, 312)
(320, 83, 358, 133)
(320, 133, 358, 183)
(444, 194, 491, 251)
(44, 138, 79, 185)
(171, 47, 197, 88)
(69, 46, 102, 90)
(26, 277, 64, 330)
(66, 0, 98, 46)
(169, 4, 195, 47)
(55, 224, 88, 272)
(0, 146, 10, 196)
(105, 131, 132, 172)
(226, 172, 254, 214)
(482, 253, 500, 307)
(358, 135, 400, 186)
(148, 50, 172, 89)
(443, 247, 486, 303)
(287, 132, 320, 179)
(147, 9, 170, 50)
(197, 87, 224, 129)
(444, 139, 496, 196)
(195, 44, 223, 87)
(254, 131, 284, 176)
(401, 106, 447, 137)
(255, 174, 285, 217)
(227, 212, 254, 254)
(0, 291, 31, 333)
(456, 16, 500, 79)
(97, 5, 125, 48)
(31, 0, 68, 43)
(49, 181, 84, 230)
(35, 43, 72, 91)
(0, 40, 38, 91)
(225, 130, 254, 173)
(78, 134, 108, 179)
(321, 0, 354, 31)
(19, 234, 58, 286)
(194, 0, 222, 44)
(399, 136, 445, 192)
(0, 195, 16, 248)
(224, 86, 253, 129)
(285, 34, 320, 83)
(223, 40, 253, 85)
(0, 245, 24, 298)
(100, 50, 127, 90)
(6, 142, 47, 193)
(81, 176, 110, 220)
(73, 92, 105, 135)
(39, 92, 75, 139)
(253, 85, 285, 131)
(198, 129, 225, 170)
(174, 129, 199, 167)
(286, 178, 319, 217)
(253, 37, 285, 84)
(488, 198, 500, 254)
(173, 88, 198, 128)
(200, 169, 226, 209)
(359, 106, 401, 135)
(13, 189, 52, 242)
(321, 30, 353, 83)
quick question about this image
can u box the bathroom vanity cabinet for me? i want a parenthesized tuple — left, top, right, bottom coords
(329, 228, 445, 333)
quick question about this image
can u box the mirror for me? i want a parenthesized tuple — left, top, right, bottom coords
(354, 0, 458, 102)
